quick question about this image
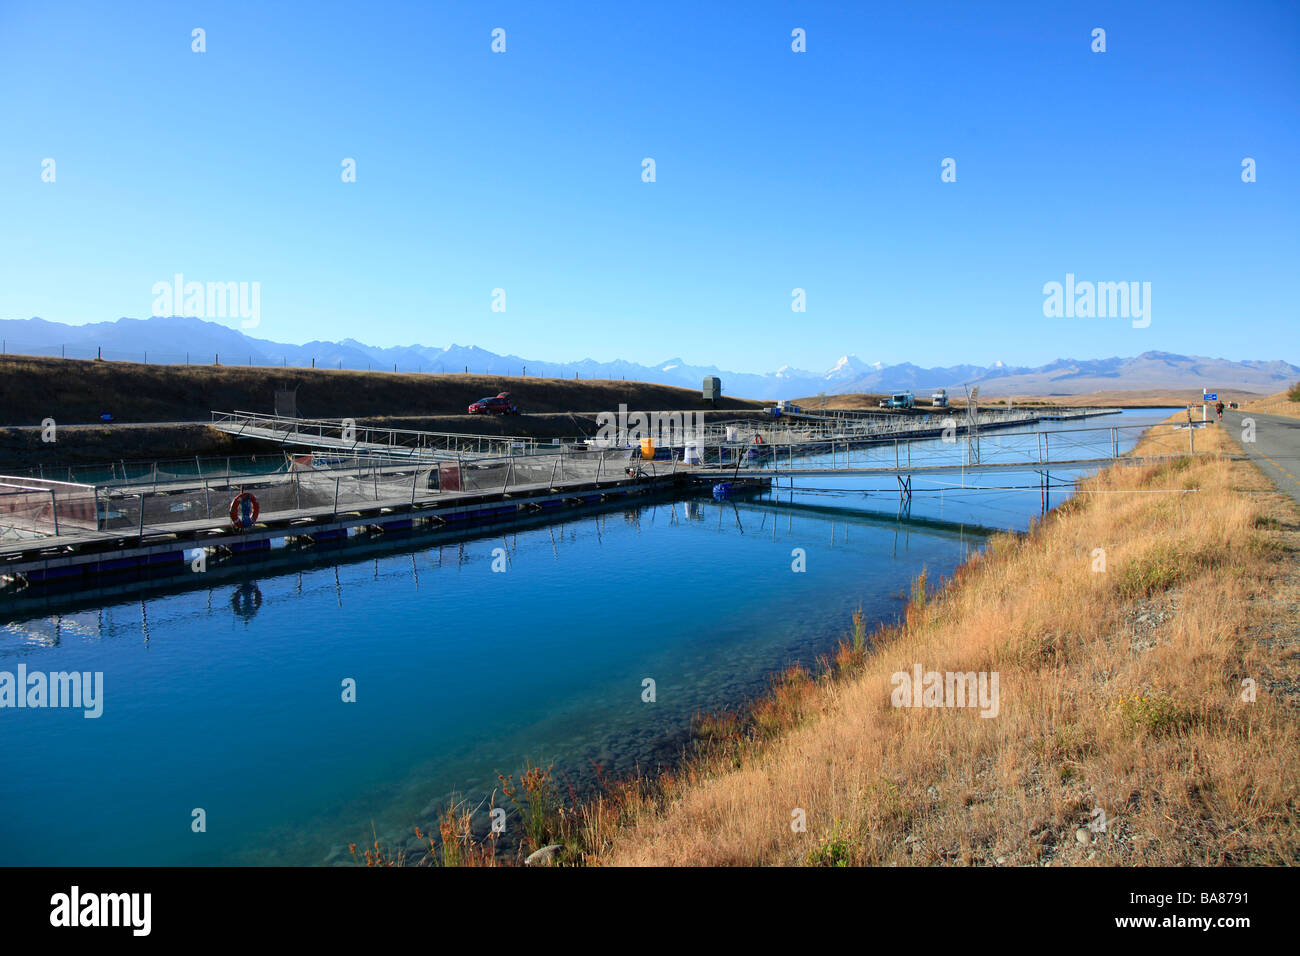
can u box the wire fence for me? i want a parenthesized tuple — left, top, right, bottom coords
(1, 340, 589, 378)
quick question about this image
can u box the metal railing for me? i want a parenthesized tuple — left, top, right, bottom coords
(211, 410, 542, 458)
(701, 420, 1206, 477)
(0, 444, 666, 543)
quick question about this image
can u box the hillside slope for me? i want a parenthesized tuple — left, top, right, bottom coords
(0, 355, 763, 426)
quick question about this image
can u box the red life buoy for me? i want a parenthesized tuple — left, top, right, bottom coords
(229, 492, 260, 529)
(753, 434, 764, 444)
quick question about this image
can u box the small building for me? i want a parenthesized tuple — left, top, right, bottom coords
(702, 376, 722, 404)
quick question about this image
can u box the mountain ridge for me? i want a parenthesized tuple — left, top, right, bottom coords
(1, 316, 1295, 399)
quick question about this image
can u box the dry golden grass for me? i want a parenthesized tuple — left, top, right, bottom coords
(0, 353, 764, 425)
(590, 416, 1300, 866)
(1244, 389, 1300, 420)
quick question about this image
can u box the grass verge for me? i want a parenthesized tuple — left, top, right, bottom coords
(578, 415, 1300, 865)
(376, 415, 1300, 865)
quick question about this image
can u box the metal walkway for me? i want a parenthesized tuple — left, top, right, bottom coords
(210, 410, 541, 458)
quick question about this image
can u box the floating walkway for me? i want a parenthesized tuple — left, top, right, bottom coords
(0, 462, 767, 588)
(0, 412, 1205, 593)
(210, 410, 542, 459)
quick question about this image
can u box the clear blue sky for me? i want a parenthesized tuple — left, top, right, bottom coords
(1, 0, 1296, 372)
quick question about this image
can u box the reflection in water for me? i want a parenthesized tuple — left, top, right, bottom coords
(1, 409, 1174, 865)
(231, 583, 263, 622)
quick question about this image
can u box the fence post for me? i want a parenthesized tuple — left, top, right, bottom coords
(137, 493, 146, 540)
(411, 467, 419, 505)
(549, 457, 558, 489)
(50, 490, 60, 536)
(333, 477, 340, 516)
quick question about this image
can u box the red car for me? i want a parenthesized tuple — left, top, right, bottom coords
(467, 392, 519, 415)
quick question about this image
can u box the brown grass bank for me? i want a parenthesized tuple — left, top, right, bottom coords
(1243, 386, 1300, 421)
(0, 354, 764, 425)
(577, 417, 1300, 866)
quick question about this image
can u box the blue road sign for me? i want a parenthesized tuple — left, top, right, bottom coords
(1205, 393, 1218, 401)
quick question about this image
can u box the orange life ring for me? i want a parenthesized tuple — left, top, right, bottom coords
(229, 492, 260, 529)
(753, 434, 764, 444)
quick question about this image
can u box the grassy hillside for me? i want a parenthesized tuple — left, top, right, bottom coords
(1244, 387, 1300, 420)
(381, 416, 1297, 867)
(0, 355, 765, 426)
(576, 418, 1300, 865)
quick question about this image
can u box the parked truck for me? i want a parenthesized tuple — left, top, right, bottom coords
(931, 388, 948, 408)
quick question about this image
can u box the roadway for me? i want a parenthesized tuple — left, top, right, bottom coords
(1224, 411, 1300, 508)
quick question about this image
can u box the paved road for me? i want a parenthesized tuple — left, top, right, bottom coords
(1224, 411, 1300, 508)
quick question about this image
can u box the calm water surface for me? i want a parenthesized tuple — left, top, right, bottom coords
(0, 409, 1171, 864)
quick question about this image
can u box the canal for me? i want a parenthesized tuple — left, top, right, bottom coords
(0, 409, 1173, 864)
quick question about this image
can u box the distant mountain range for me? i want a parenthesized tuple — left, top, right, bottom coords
(1, 316, 1296, 399)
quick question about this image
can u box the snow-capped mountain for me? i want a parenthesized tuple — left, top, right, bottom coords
(1, 317, 1295, 399)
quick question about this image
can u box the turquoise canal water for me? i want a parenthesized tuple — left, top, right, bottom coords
(0, 410, 1172, 865)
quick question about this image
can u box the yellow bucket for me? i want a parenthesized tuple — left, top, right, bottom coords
(640, 438, 655, 460)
